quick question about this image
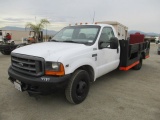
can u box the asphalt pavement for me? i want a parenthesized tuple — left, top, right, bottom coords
(0, 44, 160, 120)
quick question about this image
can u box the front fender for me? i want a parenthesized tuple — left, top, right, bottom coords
(65, 58, 97, 80)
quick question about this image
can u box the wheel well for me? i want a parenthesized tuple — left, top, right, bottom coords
(76, 65, 94, 82)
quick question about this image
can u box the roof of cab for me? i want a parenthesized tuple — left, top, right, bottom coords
(68, 23, 114, 28)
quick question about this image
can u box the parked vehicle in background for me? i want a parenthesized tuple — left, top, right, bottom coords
(0, 30, 44, 55)
(27, 31, 43, 43)
(8, 21, 150, 104)
(0, 30, 3, 44)
(0, 30, 15, 45)
(158, 42, 160, 55)
(156, 35, 160, 55)
(155, 37, 160, 44)
(0, 30, 17, 55)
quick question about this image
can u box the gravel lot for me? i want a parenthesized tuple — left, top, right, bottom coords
(0, 44, 160, 120)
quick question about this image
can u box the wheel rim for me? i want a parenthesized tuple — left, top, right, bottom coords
(76, 80, 87, 98)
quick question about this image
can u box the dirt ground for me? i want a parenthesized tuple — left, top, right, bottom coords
(0, 44, 160, 120)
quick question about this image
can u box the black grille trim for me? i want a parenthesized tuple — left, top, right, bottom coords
(11, 53, 45, 77)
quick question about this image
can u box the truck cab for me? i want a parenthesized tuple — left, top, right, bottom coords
(8, 22, 150, 104)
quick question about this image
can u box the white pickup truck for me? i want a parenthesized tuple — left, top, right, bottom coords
(8, 22, 150, 104)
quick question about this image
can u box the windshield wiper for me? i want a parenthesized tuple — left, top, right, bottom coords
(62, 40, 79, 43)
(50, 39, 59, 42)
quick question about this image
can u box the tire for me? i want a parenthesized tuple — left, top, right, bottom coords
(133, 56, 143, 70)
(65, 70, 90, 104)
(1, 50, 11, 55)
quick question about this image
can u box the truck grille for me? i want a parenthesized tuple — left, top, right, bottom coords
(11, 53, 45, 76)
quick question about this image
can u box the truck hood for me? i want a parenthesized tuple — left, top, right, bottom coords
(12, 42, 87, 61)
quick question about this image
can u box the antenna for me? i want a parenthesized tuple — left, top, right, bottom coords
(92, 11, 95, 23)
(35, 16, 36, 23)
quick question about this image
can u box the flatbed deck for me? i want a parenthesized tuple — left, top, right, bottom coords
(119, 39, 150, 71)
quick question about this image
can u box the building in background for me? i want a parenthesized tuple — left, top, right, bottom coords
(0, 30, 29, 41)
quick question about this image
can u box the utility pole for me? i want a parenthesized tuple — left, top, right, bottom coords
(46, 25, 47, 41)
(35, 16, 37, 24)
(92, 11, 95, 24)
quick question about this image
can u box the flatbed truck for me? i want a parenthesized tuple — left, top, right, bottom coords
(8, 22, 150, 104)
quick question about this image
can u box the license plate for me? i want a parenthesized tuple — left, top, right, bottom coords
(14, 81, 22, 92)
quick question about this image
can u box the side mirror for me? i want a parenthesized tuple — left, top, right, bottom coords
(99, 42, 110, 49)
(110, 37, 118, 49)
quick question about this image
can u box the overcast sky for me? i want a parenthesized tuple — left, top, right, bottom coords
(0, 0, 159, 33)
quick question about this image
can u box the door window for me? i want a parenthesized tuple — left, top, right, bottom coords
(100, 27, 115, 42)
(99, 27, 115, 48)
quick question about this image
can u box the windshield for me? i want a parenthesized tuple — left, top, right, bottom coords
(51, 25, 100, 45)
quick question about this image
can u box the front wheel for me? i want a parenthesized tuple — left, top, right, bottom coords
(65, 70, 90, 104)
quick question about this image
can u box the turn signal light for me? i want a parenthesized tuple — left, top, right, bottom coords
(45, 64, 65, 76)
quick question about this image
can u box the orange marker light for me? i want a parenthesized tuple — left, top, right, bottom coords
(145, 55, 149, 59)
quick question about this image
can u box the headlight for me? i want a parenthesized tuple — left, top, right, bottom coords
(52, 62, 60, 71)
(45, 62, 65, 76)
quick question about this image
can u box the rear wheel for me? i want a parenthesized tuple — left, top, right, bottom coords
(65, 70, 90, 104)
(133, 56, 143, 70)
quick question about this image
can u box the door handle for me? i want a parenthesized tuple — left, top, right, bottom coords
(92, 54, 97, 57)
